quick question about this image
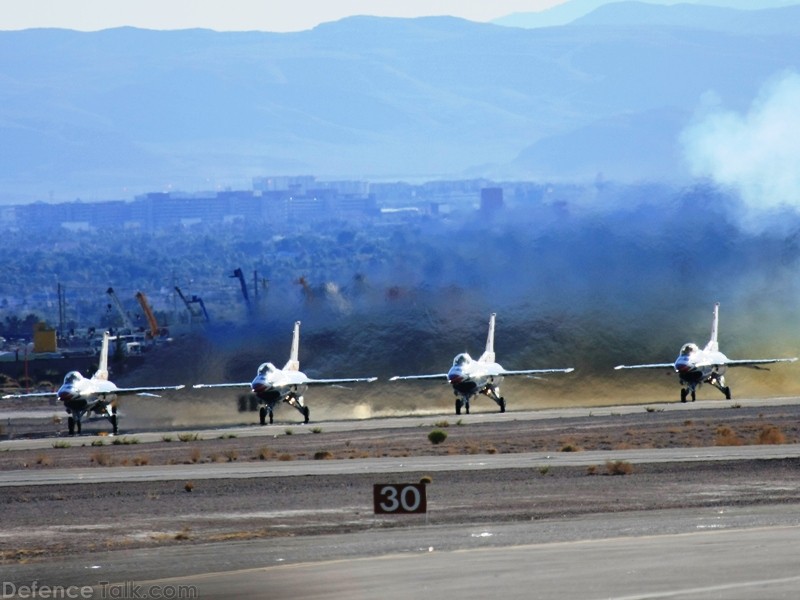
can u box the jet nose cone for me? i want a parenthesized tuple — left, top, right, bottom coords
(448, 369, 463, 385)
(57, 388, 74, 403)
(251, 378, 267, 394)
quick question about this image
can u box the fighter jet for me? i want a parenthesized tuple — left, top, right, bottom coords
(390, 313, 575, 415)
(614, 302, 797, 402)
(2, 331, 185, 435)
(192, 321, 377, 424)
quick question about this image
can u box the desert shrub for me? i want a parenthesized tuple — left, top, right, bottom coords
(35, 454, 52, 466)
(715, 426, 743, 446)
(756, 426, 786, 445)
(112, 437, 139, 445)
(560, 443, 581, 452)
(90, 451, 113, 466)
(606, 460, 634, 475)
(256, 447, 274, 460)
(313, 450, 334, 460)
(428, 430, 448, 445)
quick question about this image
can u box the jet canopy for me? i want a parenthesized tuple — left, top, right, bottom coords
(680, 343, 699, 355)
(453, 353, 472, 367)
(257, 362, 278, 376)
(63, 371, 82, 384)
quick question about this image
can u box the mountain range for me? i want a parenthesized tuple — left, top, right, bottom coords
(1, 1, 799, 202)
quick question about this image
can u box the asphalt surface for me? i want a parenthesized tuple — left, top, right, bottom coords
(4, 396, 800, 599)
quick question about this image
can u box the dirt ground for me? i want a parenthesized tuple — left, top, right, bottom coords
(3, 402, 800, 565)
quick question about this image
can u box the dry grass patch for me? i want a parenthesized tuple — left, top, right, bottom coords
(715, 426, 744, 446)
(90, 451, 114, 466)
(255, 446, 275, 460)
(606, 460, 634, 475)
(34, 454, 53, 466)
(313, 450, 334, 460)
(756, 426, 786, 445)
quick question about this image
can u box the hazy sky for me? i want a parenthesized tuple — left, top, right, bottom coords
(0, 0, 567, 32)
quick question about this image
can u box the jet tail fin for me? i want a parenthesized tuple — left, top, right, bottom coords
(478, 313, 496, 363)
(94, 331, 110, 380)
(283, 321, 301, 371)
(704, 302, 720, 353)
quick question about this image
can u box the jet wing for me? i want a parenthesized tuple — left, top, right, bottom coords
(304, 376, 378, 385)
(2, 390, 55, 399)
(389, 373, 448, 381)
(614, 363, 675, 370)
(499, 368, 575, 376)
(704, 357, 798, 369)
(110, 384, 186, 396)
(192, 382, 251, 389)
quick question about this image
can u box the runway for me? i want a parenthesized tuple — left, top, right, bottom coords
(3, 394, 799, 451)
(144, 522, 800, 600)
(4, 396, 800, 599)
(7, 505, 800, 599)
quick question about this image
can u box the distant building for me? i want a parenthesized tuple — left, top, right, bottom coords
(480, 187, 504, 213)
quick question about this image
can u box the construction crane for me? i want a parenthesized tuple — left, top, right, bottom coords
(106, 287, 134, 332)
(230, 268, 252, 312)
(135, 291, 161, 339)
(174, 286, 210, 323)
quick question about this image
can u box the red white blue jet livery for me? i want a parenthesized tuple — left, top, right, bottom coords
(615, 302, 797, 402)
(192, 321, 377, 424)
(390, 313, 574, 415)
(2, 331, 185, 435)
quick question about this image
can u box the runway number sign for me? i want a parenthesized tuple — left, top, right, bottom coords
(373, 483, 427, 514)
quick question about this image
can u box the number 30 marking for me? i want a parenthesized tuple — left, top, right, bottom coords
(373, 483, 427, 514)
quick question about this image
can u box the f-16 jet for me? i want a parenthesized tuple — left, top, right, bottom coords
(2, 331, 185, 435)
(390, 313, 574, 415)
(615, 302, 797, 402)
(193, 321, 377, 424)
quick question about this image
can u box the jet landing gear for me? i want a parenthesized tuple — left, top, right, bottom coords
(455, 388, 506, 415)
(709, 374, 732, 400)
(680, 388, 696, 403)
(109, 406, 118, 435)
(259, 405, 274, 425)
(285, 395, 310, 424)
(67, 416, 81, 435)
(483, 385, 506, 413)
